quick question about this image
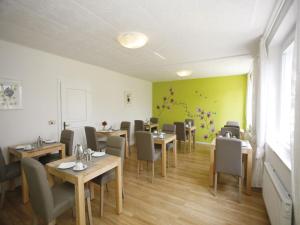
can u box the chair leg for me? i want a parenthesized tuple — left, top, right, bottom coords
(151, 161, 155, 183)
(137, 160, 140, 177)
(86, 196, 93, 225)
(100, 185, 104, 217)
(214, 172, 218, 196)
(122, 187, 125, 199)
(48, 220, 56, 225)
(32, 213, 39, 225)
(0, 183, 6, 209)
(238, 176, 242, 203)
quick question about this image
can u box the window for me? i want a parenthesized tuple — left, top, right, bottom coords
(278, 41, 295, 166)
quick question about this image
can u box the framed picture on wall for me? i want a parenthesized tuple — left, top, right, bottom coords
(0, 78, 23, 110)
(124, 91, 133, 106)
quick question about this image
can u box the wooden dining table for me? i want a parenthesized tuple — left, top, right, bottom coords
(46, 155, 122, 225)
(153, 133, 177, 177)
(186, 125, 196, 152)
(96, 129, 129, 158)
(8, 142, 65, 203)
(209, 138, 253, 195)
(144, 123, 159, 131)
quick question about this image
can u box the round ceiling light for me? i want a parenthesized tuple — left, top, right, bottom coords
(118, 32, 148, 49)
(176, 70, 193, 77)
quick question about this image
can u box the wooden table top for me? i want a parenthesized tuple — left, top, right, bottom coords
(186, 125, 196, 131)
(8, 142, 64, 158)
(96, 129, 127, 136)
(153, 133, 176, 144)
(210, 138, 252, 153)
(46, 155, 121, 183)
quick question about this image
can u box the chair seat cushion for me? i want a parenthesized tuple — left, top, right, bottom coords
(0, 162, 21, 182)
(92, 169, 115, 185)
(52, 182, 90, 219)
(39, 153, 61, 165)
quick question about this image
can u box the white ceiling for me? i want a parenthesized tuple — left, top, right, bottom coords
(0, 0, 277, 81)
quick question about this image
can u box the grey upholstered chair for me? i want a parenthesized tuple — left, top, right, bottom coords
(214, 137, 243, 202)
(92, 136, 125, 217)
(185, 118, 196, 143)
(185, 118, 194, 126)
(150, 117, 159, 124)
(120, 121, 131, 153)
(174, 122, 188, 152)
(0, 148, 20, 208)
(220, 127, 240, 139)
(134, 120, 144, 132)
(22, 158, 93, 225)
(135, 131, 161, 182)
(39, 129, 74, 164)
(162, 124, 176, 166)
(85, 126, 106, 151)
(225, 121, 240, 128)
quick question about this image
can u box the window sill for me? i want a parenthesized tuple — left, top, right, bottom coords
(266, 141, 291, 171)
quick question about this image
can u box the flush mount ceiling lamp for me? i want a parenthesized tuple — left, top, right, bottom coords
(118, 32, 148, 49)
(176, 70, 193, 77)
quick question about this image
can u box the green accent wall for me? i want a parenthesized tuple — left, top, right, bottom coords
(152, 74, 247, 142)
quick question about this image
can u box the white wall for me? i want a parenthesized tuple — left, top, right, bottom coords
(0, 40, 152, 160)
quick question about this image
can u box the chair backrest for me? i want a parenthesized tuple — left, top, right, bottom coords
(185, 119, 194, 126)
(120, 121, 131, 144)
(225, 121, 240, 128)
(60, 129, 74, 156)
(220, 127, 240, 139)
(106, 136, 125, 171)
(85, 126, 98, 151)
(174, 122, 186, 141)
(0, 148, 6, 180)
(135, 131, 155, 161)
(215, 137, 242, 176)
(21, 158, 54, 222)
(134, 120, 144, 132)
(150, 117, 159, 124)
(162, 124, 176, 134)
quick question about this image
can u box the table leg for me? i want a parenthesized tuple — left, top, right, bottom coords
(246, 152, 253, 195)
(209, 147, 215, 187)
(173, 139, 177, 168)
(21, 167, 29, 204)
(115, 161, 122, 214)
(125, 133, 129, 158)
(161, 144, 167, 177)
(189, 130, 192, 152)
(75, 180, 86, 225)
(193, 131, 196, 149)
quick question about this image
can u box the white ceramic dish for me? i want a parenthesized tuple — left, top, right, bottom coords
(92, 152, 105, 157)
(15, 145, 25, 150)
(58, 162, 76, 169)
(44, 139, 56, 144)
(73, 164, 88, 171)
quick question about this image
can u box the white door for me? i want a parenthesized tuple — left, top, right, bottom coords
(59, 80, 89, 148)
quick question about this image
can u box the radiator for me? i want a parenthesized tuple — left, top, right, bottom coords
(263, 162, 292, 225)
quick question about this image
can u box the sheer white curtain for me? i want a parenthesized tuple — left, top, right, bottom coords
(292, 0, 300, 223)
(252, 39, 269, 187)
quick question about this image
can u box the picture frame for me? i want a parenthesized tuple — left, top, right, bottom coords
(0, 78, 23, 110)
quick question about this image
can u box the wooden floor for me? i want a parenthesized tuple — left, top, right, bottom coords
(0, 144, 270, 225)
